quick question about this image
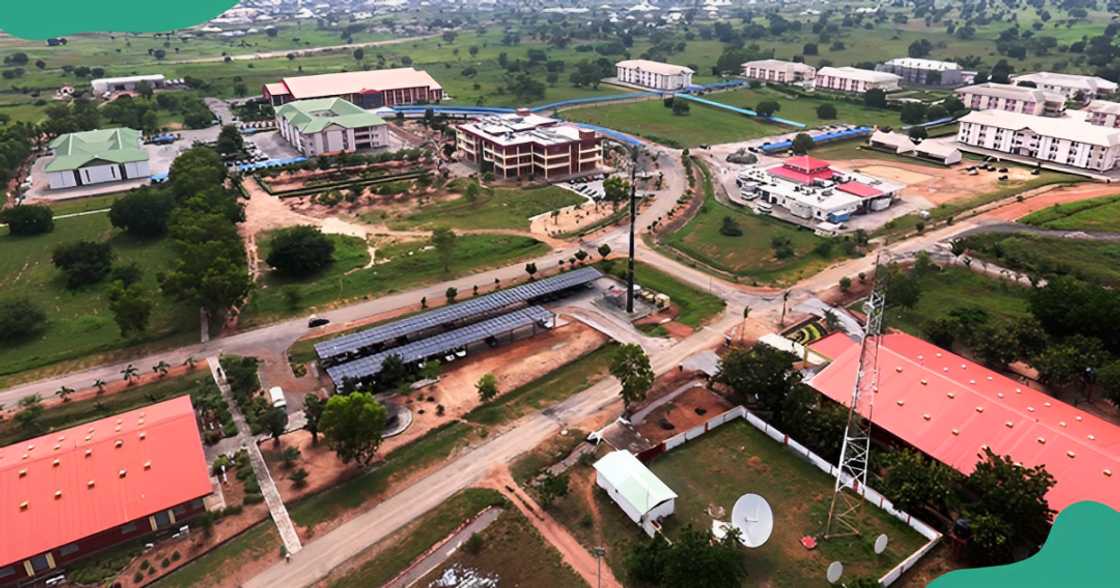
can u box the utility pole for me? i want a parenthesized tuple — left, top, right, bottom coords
(592, 546, 606, 588)
(626, 146, 639, 314)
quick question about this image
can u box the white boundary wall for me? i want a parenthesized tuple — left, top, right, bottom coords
(652, 405, 941, 587)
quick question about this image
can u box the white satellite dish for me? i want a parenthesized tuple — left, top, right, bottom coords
(826, 561, 844, 584)
(874, 533, 889, 555)
(730, 493, 773, 548)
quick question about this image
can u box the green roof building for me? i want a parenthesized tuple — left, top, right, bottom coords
(45, 128, 151, 190)
(275, 98, 389, 156)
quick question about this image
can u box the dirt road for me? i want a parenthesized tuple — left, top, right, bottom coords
(166, 34, 437, 64)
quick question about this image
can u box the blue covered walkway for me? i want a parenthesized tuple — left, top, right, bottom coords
(672, 93, 807, 128)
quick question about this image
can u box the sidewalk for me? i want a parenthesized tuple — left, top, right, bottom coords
(207, 356, 303, 556)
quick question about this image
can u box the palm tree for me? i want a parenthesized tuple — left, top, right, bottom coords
(183, 356, 197, 371)
(153, 361, 170, 378)
(55, 386, 75, 403)
(92, 378, 107, 396)
(121, 364, 139, 385)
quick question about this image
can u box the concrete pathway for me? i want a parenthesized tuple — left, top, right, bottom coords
(383, 507, 504, 588)
(206, 357, 303, 557)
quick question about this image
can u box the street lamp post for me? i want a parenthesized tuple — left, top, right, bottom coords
(626, 146, 639, 314)
(591, 546, 606, 588)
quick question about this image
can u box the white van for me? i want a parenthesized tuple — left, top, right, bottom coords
(269, 387, 287, 409)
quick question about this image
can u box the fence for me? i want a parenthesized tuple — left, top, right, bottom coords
(642, 405, 942, 587)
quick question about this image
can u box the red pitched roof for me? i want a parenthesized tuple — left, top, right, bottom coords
(784, 155, 832, 172)
(808, 332, 1120, 512)
(767, 164, 834, 185)
(0, 396, 211, 566)
(836, 181, 883, 198)
(809, 332, 859, 360)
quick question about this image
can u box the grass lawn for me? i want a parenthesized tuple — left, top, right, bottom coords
(598, 260, 726, 327)
(882, 266, 1031, 339)
(287, 421, 479, 529)
(0, 372, 217, 446)
(465, 343, 617, 427)
(662, 162, 850, 286)
(383, 184, 585, 231)
(151, 522, 280, 588)
(960, 233, 1120, 289)
(46, 193, 128, 216)
(242, 234, 548, 326)
(416, 507, 585, 588)
(564, 98, 784, 147)
(650, 419, 926, 587)
(327, 488, 507, 588)
(0, 213, 196, 384)
(717, 87, 903, 129)
(1019, 194, 1120, 232)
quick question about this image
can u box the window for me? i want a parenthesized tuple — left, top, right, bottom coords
(154, 511, 172, 529)
(59, 543, 79, 557)
(120, 522, 138, 534)
(29, 554, 50, 574)
(0, 566, 15, 579)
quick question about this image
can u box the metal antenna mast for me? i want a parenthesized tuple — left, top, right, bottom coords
(824, 252, 887, 539)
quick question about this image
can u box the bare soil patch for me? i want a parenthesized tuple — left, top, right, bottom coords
(634, 386, 733, 444)
(840, 158, 1033, 206)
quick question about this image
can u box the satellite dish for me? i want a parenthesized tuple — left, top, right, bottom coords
(826, 561, 844, 585)
(874, 533, 889, 555)
(730, 494, 773, 548)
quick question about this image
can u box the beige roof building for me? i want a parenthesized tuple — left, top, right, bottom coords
(741, 59, 816, 84)
(615, 59, 694, 90)
(1010, 72, 1118, 99)
(955, 83, 1067, 117)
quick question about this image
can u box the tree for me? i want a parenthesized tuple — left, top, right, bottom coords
(598, 243, 611, 259)
(266, 226, 335, 277)
(900, 102, 929, 124)
(464, 180, 481, 204)
(574, 249, 589, 265)
(0, 297, 46, 342)
(924, 316, 961, 349)
(908, 125, 928, 140)
(610, 343, 654, 411)
(14, 394, 45, 435)
(863, 88, 888, 108)
(52, 240, 113, 289)
(216, 124, 244, 156)
(671, 99, 690, 116)
(536, 472, 569, 508)
(627, 526, 744, 588)
(790, 133, 815, 155)
(320, 392, 388, 466)
(716, 344, 801, 420)
(352, 48, 365, 62)
(303, 393, 325, 444)
(445, 286, 458, 303)
(816, 102, 837, 119)
(602, 175, 630, 208)
(908, 39, 933, 58)
(884, 265, 922, 309)
(1098, 361, 1120, 408)
(719, 216, 743, 237)
(838, 276, 852, 292)
(431, 227, 457, 273)
(525, 262, 538, 279)
(378, 353, 410, 389)
(265, 407, 289, 446)
(879, 448, 959, 514)
(755, 100, 781, 117)
(108, 281, 154, 337)
(1033, 337, 1106, 393)
(55, 385, 74, 403)
(476, 373, 499, 402)
(290, 468, 309, 489)
(963, 448, 1055, 564)
(120, 363, 139, 383)
(168, 146, 228, 201)
(1, 205, 54, 236)
(109, 189, 175, 237)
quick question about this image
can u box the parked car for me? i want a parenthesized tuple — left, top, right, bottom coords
(308, 315, 330, 328)
(269, 387, 287, 409)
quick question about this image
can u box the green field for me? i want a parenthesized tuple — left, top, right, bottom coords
(1020, 194, 1120, 232)
(243, 233, 548, 325)
(383, 184, 585, 231)
(960, 233, 1120, 288)
(564, 97, 785, 147)
(598, 260, 726, 327)
(882, 266, 1032, 339)
(651, 419, 926, 587)
(151, 522, 280, 588)
(327, 488, 507, 588)
(0, 213, 195, 384)
(717, 87, 903, 129)
(465, 343, 616, 427)
(46, 194, 126, 216)
(662, 163, 849, 285)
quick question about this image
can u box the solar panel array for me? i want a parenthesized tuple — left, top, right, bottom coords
(326, 306, 555, 385)
(315, 267, 602, 360)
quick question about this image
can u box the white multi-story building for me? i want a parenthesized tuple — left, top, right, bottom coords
(814, 66, 901, 94)
(1085, 100, 1120, 128)
(877, 57, 969, 86)
(455, 110, 602, 180)
(955, 83, 1067, 117)
(275, 98, 390, 156)
(614, 59, 694, 91)
(1010, 72, 1118, 100)
(957, 109, 1120, 172)
(741, 59, 817, 84)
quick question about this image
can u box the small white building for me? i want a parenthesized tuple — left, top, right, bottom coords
(913, 141, 962, 165)
(275, 98, 390, 156)
(45, 128, 151, 190)
(1010, 72, 1118, 100)
(1085, 100, 1120, 128)
(594, 450, 677, 537)
(615, 59, 694, 91)
(741, 59, 817, 85)
(955, 83, 1067, 117)
(90, 74, 166, 95)
(814, 66, 901, 94)
(957, 109, 1120, 172)
(869, 130, 917, 154)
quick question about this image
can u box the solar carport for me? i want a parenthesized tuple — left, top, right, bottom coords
(326, 306, 556, 389)
(315, 267, 602, 365)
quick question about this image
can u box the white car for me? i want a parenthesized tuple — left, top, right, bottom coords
(268, 387, 287, 409)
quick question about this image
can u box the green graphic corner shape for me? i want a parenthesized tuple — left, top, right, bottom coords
(929, 500, 1120, 588)
(2, 2, 239, 40)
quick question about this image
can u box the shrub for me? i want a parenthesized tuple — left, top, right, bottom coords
(1, 204, 53, 235)
(463, 533, 484, 555)
(0, 297, 46, 342)
(816, 103, 838, 119)
(719, 216, 743, 237)
(51, 240, 113, 289)
(265, 225, 335, 277)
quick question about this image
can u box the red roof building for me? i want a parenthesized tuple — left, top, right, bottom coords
(807, 332, 1120, 512)
(262, 68, 443, 108)
(0, 396, 211, 585)
(767, 155, 836, 184)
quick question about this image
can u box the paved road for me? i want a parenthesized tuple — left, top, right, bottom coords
(383, 507, 503, 588)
